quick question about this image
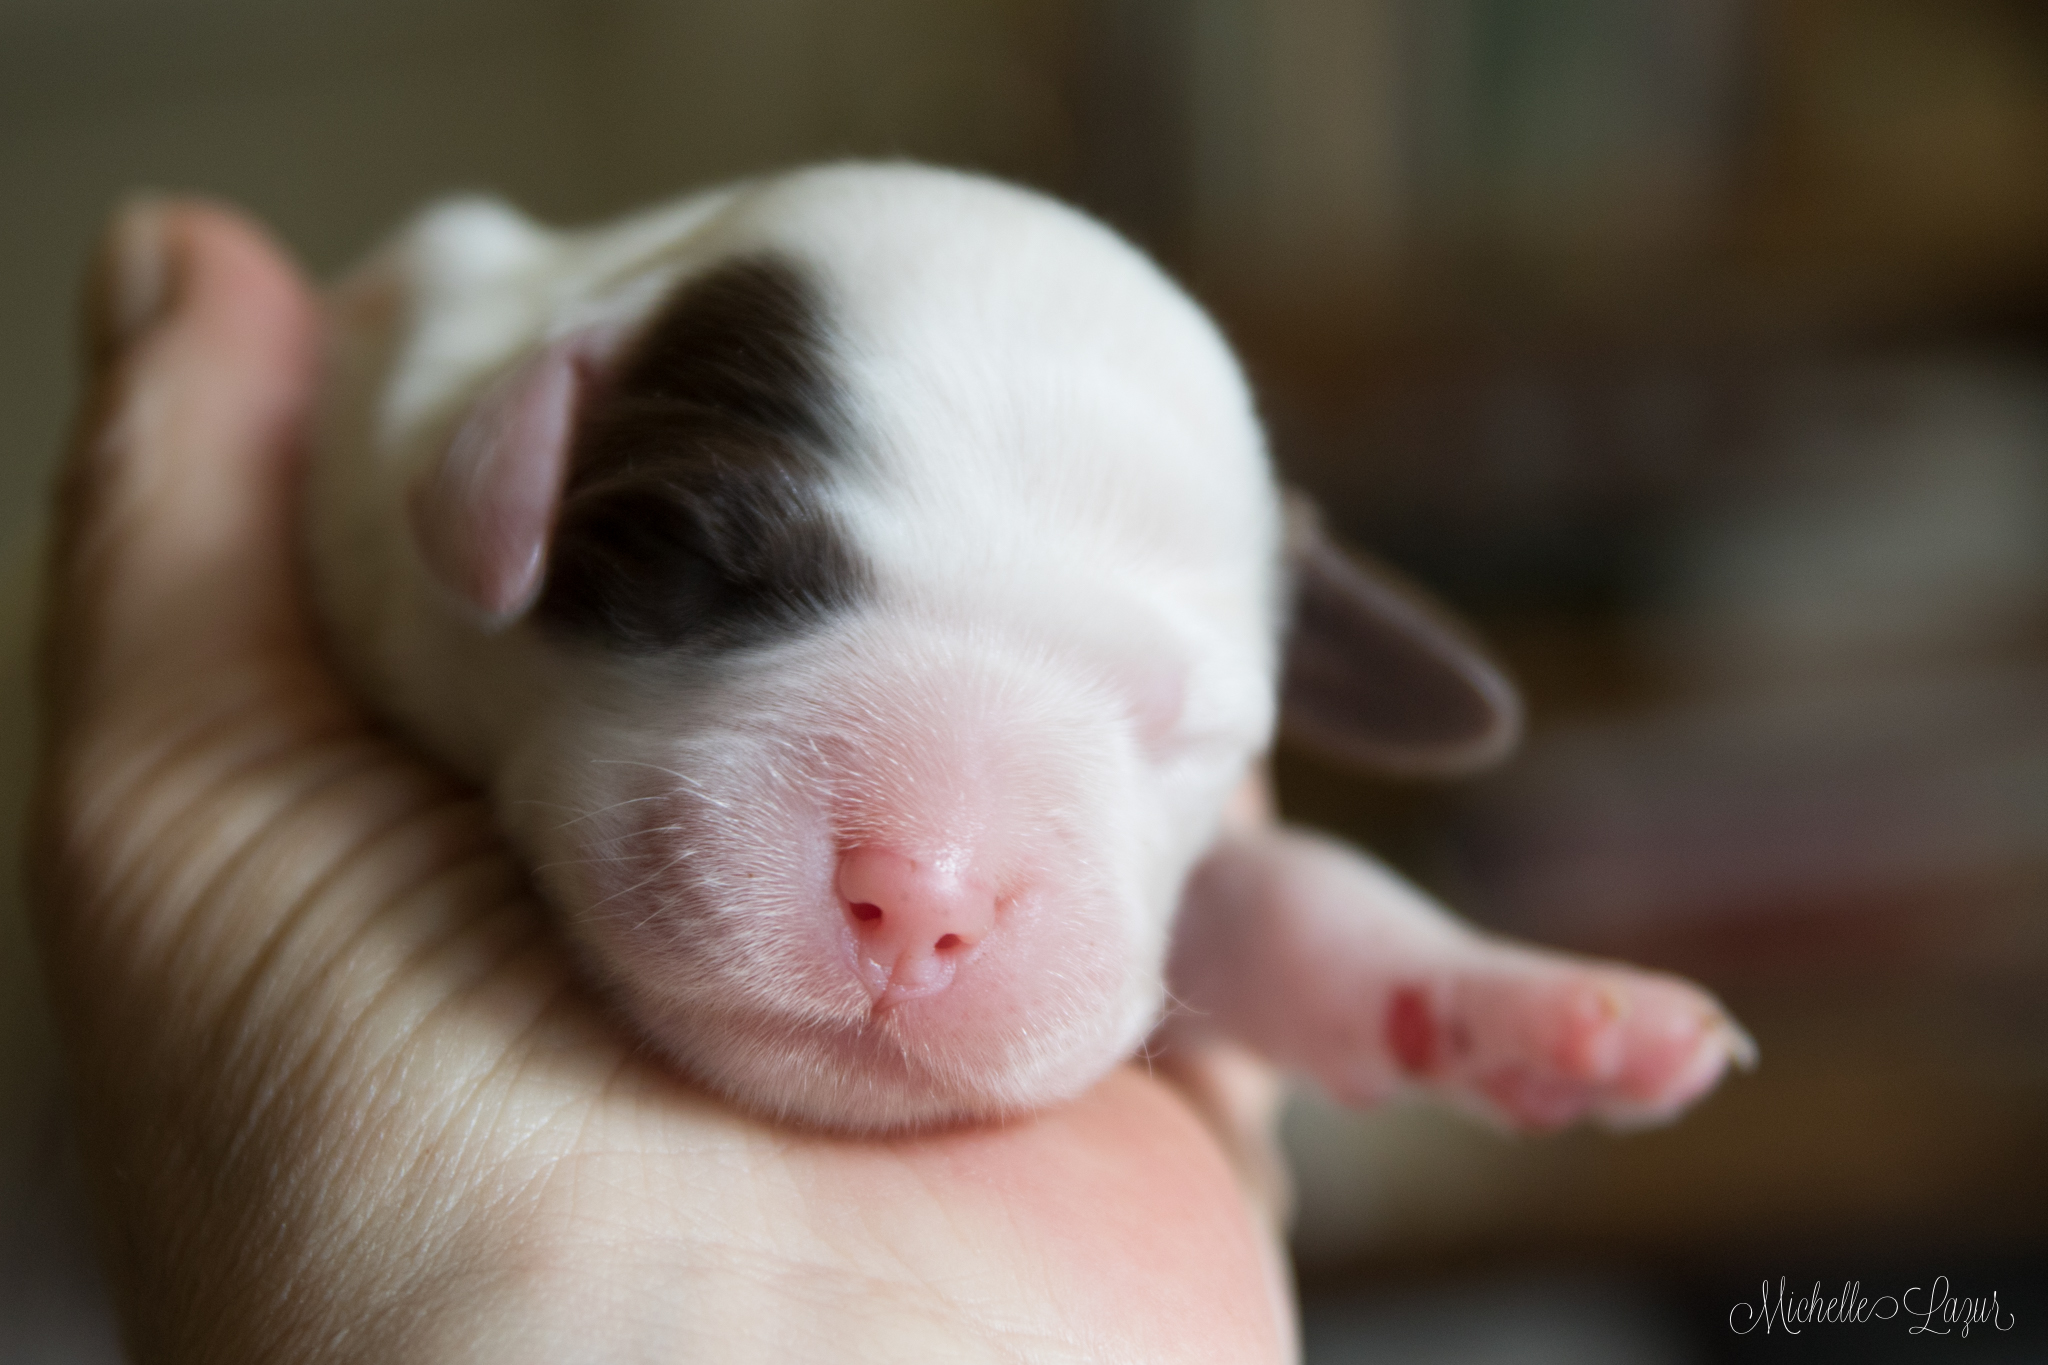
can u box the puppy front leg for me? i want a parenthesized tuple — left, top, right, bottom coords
(1167, 826, 1754, 1130)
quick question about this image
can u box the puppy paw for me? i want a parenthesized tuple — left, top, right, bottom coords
(1373, 951, 1755, 1131)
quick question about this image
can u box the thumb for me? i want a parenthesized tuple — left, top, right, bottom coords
(45, 198, 323, 738)
(32, 199, 353, 1036)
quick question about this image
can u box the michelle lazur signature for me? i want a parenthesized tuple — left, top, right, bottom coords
(1730, 1276, 2017, 1338)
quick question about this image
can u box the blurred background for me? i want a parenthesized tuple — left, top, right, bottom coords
(4, 1, 2046, 1359)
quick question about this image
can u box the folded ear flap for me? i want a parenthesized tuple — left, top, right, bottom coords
(1280, 492, 1522, 776)
(407, 332, 606, 626)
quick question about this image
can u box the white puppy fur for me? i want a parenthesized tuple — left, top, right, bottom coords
(312, 165, 1281, 1128)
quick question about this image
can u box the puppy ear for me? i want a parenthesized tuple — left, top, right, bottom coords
(1280, 492, 1522, 776)
(407, 332, 609, 626)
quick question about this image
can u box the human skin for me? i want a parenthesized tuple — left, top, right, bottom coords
(26, 201, 1294, 1363)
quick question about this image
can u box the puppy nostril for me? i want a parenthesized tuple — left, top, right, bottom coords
(850, 902, 883, 923)
(934, 933, 962, 952)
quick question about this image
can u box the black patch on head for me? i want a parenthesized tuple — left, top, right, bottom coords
(535, 254, 865, 652)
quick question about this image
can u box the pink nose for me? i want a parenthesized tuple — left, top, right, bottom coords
(838, 846, 996, 1006)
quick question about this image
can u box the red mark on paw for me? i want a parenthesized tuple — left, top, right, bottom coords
(1387, 986, 1438, 1075)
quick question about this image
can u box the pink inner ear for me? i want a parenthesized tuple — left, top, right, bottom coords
(408, 336, 590, 624)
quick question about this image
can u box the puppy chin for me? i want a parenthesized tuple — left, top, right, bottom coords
(653, 977, 1159, 1133)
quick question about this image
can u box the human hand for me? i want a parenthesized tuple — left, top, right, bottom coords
(28, 200, 1294, 1363)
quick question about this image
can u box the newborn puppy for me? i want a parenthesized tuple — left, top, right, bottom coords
(312, 162, 1752, 1132)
